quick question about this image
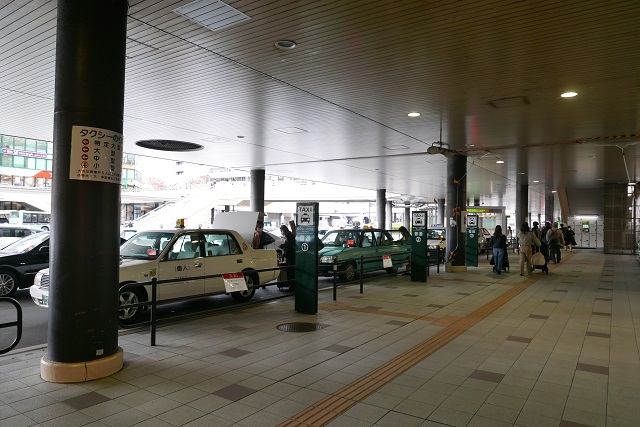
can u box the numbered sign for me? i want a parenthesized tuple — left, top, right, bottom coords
(222, 272, 248, 293)
(382, 254, 393, 268)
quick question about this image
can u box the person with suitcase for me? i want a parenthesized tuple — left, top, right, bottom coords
(518, 222, 541, 276)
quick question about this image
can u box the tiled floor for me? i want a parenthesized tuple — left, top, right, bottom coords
(1, 250, 639, 426)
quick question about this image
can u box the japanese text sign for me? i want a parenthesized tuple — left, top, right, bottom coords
(69, 125, 123, 184)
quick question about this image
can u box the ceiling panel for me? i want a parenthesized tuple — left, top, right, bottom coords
(1, 0, 639, 219)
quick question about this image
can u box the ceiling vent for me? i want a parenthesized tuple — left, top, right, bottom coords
(173, 0, 250, 32)
(487, 96, 530, 108)
(136, 140, 203, 152)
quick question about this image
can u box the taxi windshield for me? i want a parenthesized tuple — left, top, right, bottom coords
(120, 231, 176, 259)
(0, 232, 49, 254)
(321, 230, 361, 247)
(426, 229, 446, 240)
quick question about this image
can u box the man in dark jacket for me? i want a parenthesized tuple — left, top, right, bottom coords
(546, 222, 565, 263)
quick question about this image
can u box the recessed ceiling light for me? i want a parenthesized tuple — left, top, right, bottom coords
(533, 180, 540, 183)
(597, 178, 603, 181)
(407, 112, 421, 117)
(466, 144, 475, 147)
(561, 92, 578, 98)
(518, 172, 525, 175)
(496, 160, 504, 164)
(275, 40, 296, 50)
(552, 190, 557, 193)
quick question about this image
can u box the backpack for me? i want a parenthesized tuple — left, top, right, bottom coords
(548, 229, 559, 245)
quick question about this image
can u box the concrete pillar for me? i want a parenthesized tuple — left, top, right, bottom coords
(446, 154, 467, 270)
(386, 200, 393, 229)
(544, 194, 554, 224)
(250, 169, 265, 214)
(44, 0, 128, 382)
(404, 206, 410, 229)
(376, 189, 386, 228)
(437, 198, 445, 226)
(516, 184, 529, 229)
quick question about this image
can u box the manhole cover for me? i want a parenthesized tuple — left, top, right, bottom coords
(276, 322, 322, 333)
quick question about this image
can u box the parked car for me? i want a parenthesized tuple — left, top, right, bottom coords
(479, 227, 492, 252)
(318, 228, 411, 281)
(0, 224, 45, 249)
(426, 228, 447, 263)
(31, 227, 279, 323)
(0, 232, 50, 297)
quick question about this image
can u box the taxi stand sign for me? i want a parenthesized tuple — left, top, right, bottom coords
(465, 214, 479, 267)
(411, 211, 428, 282)
(222, 272, 248, 293)
(295, 202, 319, 314)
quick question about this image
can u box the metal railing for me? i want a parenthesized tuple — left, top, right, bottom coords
(118, 264, 291, 346)
(326, 247, 446, 301)
(0, 297, 22, 355)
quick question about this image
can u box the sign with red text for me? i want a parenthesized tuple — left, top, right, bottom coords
(69, 125, 123, 184)
(222, 272, 248, 293)
(382, 254, 392, 268)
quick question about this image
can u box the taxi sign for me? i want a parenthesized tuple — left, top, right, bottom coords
(382, 254, 392, 268)
(222, 272, 248, 293)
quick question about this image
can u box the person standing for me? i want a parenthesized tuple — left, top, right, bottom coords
(490, 225, 507, 274)
(252, 219, 275, 249)
(540, 221, 552, 260)
(398, 226, 412, 244)
(518, 222, 541, 276)
(546, 222, 565, 263)
(564, 226, 576, 252)
(279, 225, 296, 291)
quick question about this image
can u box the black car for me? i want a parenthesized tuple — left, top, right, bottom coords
(0, 232, 50, 297)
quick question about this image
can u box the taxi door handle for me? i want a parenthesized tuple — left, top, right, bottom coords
(236, 259, 243, 263)
(194, 262, 203, 268)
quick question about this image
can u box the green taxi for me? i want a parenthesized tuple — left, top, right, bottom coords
(318, 228, 411, 281)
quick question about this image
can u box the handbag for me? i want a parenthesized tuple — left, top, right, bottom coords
(489, 255, 495, 265)
(531, 251, 545, 266)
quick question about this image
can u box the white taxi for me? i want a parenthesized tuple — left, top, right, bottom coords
(30, 227, 279, 323)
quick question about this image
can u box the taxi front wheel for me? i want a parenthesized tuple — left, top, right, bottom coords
(340, 262, 357, 282)
(119, 287, 145, 324)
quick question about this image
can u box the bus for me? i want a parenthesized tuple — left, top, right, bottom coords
(0, 210, 51, 230)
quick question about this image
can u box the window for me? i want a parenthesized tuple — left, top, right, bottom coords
(36, 141, 48, 153)
(362, 231, 375, 247)
(167, 233, 201, 260)
(25, 139, 36, 151)
(26, 157, 36, 169)
(13, 138, 25, 150)
(13, 156, 24, 168)
(203, 232, 240, 256)
(35, 158, 46, 170)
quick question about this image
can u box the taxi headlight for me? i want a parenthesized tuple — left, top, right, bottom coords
(34, 270, 45, 287)
(320, 255, 336, 264)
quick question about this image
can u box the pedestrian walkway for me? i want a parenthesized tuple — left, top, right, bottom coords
(1, 250, 638, 426)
